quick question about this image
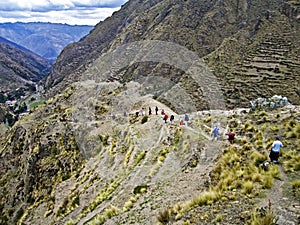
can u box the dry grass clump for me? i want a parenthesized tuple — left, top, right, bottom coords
(244, 121, 256, 132)
(255, 140, 263, 150)
(285, 131, 297, 139)
(261, 124, 267, 131)
(269, 125, 280, 133)
(262, 174, 274, 189)
(214, 214, 223, 222)
(87, 205, 120, 224)
(132, 151, 146, 167)
(104, 205, 120, 219)
(291, 180, 300, 189)
(173, 128, 183, 144)
(291, 180, 300, 198)
(157, 208, 172, 225)
(242, 181, 254, 194)
(204, 117, 212, 123)
(247, 201, 277, 225)
(283, 151, 300, 172)
(256, 131, 263, 140)
(268, 164, 280, 179)
(124, 140, 134, 166)
(88, 215, 105, 225)
(251, 173, 263, 183)
(250, 151, 268, 166)
(241, 136, 248, 144)
(182, 189, 220, 211)
(258, 110, 268, 117)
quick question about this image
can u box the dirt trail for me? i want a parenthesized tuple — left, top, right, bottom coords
(259, 165, 300, 225)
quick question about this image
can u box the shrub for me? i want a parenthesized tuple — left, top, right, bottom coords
(141, 116, 148, 124)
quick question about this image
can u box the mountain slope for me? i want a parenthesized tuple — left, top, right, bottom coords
(46, 0, 299, 109)
(0, 39, 52, 94)
(0, 22, 93, 62)
(0, 0, 299, 225)
(0, 83, 299, 224)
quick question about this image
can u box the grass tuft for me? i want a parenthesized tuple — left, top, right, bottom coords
(157, 209, 172, 224)
(242, 181, 254, 194)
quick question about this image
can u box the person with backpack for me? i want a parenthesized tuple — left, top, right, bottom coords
(184, 114, 189, 126)
(155, 106, 158, 115)
(212, 125, 219, 141)
(141, 108, 145, 116)
(163, 114, 168, 123)
(226, 128, 235, 144)
(269, 136, 283, 164)
(170, 115, 175, 125)
(149, 107, 152, 115)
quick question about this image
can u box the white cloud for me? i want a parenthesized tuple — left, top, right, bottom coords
(0, 0, 127, 25)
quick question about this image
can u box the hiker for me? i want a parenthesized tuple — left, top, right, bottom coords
(141, 108, 145, 116)
(149, 107, 152, 115)
(155, 106, 158, 115)
(135, 111, 139, 117)
(269, 136, 283, 164)
(226, 129, 235, 144)
(163, 114, 168, 123)
(212, 125, 219, 141)
(184, 114, 189, 126)
(180, 118, 184, 125)
(161, 109, 165, 115)
(170, 115, 175, 124)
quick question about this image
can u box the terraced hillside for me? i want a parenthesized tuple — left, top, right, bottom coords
(206, 11, 300, 108)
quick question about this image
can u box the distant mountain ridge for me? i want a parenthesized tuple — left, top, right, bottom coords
(0, 36, 35, 54)
(0, 22, 93, 62)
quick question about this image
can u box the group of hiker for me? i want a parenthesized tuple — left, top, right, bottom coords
(212, 125, 283, 164)
(211, 125, 235, 143)
(136, 106, 189, 126)
(135, 106, 283, 165)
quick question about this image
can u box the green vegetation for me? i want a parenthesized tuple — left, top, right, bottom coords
(30, 101, 45, 110)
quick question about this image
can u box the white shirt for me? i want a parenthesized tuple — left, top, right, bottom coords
(272, 140, 283, 152)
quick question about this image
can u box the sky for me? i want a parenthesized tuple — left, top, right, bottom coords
(0, 0, 128, 26)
